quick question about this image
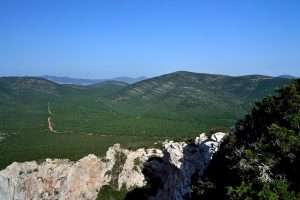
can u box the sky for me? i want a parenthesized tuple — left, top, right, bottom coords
(0, 0, 299, 78)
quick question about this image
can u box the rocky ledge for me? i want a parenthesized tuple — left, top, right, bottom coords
(0, 132, 225, 200)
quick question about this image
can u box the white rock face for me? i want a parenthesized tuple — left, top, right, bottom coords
(0, 132, 226, 200)
(0, 155, 109, 200)
(146, 132, 226, 200)
(117, 147, 163, 190)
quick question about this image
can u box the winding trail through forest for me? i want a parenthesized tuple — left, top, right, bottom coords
(48, 103, 57, 133)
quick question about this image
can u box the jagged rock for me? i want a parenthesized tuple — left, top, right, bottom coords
(0, 144, 162, 200)
(0, 155, 107, 200)
(0, 132, 226, 200)
(117, 147, 163, 190)
(145, 132, 226, 200)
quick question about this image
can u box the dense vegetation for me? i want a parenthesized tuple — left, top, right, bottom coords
(193, 79, 300, 199)
(113, 71, 291, 130)
(0, 72, 291, 169)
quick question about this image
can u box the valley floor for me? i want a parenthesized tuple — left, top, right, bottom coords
(0, 129, 175, 170)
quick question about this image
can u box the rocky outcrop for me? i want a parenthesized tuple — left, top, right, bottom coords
(0, 155, 107, 200)
(142, 132, 226, 200)
(0, 144, 162, 200)
(0, 132, 226, 200)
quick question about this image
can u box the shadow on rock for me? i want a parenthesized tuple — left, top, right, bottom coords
(125, 156, 164, 200)
(125, 139, 215, 200)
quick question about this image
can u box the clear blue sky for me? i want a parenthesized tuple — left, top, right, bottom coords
(0, 0, 299, 78)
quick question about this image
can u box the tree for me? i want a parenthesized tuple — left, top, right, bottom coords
(193, 79, 300, 199)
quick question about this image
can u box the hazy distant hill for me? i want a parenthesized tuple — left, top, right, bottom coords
(277, 75, 298, 79)
(43, 75, 101, 85)
(89, 80, 129, 89)
(110, 76, 147, 84)
(43, 75, 146, 85)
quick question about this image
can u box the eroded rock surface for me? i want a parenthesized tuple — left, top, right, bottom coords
(0, 132, 225, 200)
(141, 132, 226, 200)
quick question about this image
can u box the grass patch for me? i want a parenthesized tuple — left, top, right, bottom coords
(96, 185, 127, 200)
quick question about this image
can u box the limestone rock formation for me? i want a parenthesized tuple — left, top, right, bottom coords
(144, 132, 226, 200)
(0, 132, 225, 200)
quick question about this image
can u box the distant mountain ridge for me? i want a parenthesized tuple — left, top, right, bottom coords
(107, 71, 292, 128)
(277, 75, 298, 79)
(43, 75, 147, 85)
(113, 71, 285, 107)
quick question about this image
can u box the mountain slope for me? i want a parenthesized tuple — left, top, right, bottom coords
(115, 71, 288, 105)
(0, 76, 60, 97)
(110, 71, 291, 129)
